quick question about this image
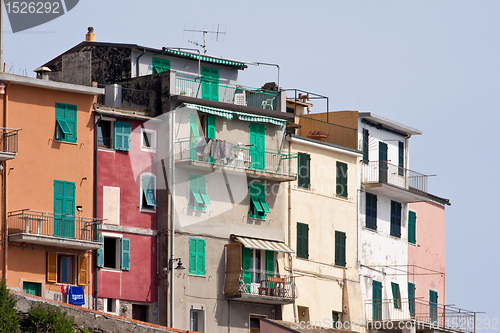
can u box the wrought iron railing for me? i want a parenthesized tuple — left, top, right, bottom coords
(175, 137, 297, 177)
(365, 298, 476, 333)
(237, 269, 296, 300)
(362, 161, 428, 193)
(0, 128, 19, 155)
(8, 210, 102, 242)
(175, 75, 280, 110)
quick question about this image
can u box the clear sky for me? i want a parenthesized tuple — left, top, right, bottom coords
(3, 0, 498, 329)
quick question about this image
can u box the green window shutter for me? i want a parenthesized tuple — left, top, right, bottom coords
(121, 238, 130, 270)
(391, 282, 400, 308)
(398, 141, 404, 176)
(97, 234, 104, 268)
(53, 180, 75, 239)
(335, 231, 346, 267)
(366, 192, 377, 230)
(259, 185, 271, 213)
(197, 238, 206, 275)
(390, 201, 402, 238)
(408, 282, 415, 317)
(242, 246, 252, 286)
(65, 104, 77, 143)
(189, 238, 197, 274)
(142, 175, 157, 207)
(297, 222, 309, 259)
(408, 210, 416, 244)
(362, 129, 369, 163)
(189, 113, 200, 161)
(336, 162, 348, 197)
(114, 122, 131, 151)
(249, 183, 267, 218)
(207, 115, 216, 140)
(298, 153, 311, 189)
(250, 123, 266, 171)
(430, 290, 438, 322)
(189, 174, 207, 210)
(265, 251, 274, 279)
(199, 175, 211, 205)
(55, 103, 77, 142)
(152, 58, 170, 74)
(372, 280, 383, 320)
(201, 67, 219, 101)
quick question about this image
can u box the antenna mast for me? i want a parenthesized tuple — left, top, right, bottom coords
(184, 24, 226, 54)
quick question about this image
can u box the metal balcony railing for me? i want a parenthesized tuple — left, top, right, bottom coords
(236, 269, 296, 300)
(8, 210, 102, 242)
(365, 298, 476, 333)
(0, 128, 19, 155)
(175, 137, 297, 177)
(362, 161, 428, 193)
(175, 75, 280, 110)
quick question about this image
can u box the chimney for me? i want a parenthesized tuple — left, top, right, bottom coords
(86, 27, 96, 42)
(33, 66, 51, 80)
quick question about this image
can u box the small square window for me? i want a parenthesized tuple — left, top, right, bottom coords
(190, 309, 205, 332)
(141, 129, 156, 152)
(98, 120, 113, 149)
(249, 183, 269, 219)
(57, 255, 75, 284)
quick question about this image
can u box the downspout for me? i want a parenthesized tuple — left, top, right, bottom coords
(2, 82, 9, 282)
(169, 110, 176, 327)
(136, 48, 146, 78)
(93, 112, 102, 310)
(287, 136, 297, 321)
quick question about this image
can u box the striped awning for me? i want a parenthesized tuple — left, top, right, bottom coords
(184, 103, 286, 128)
(234, 236, 294, 253)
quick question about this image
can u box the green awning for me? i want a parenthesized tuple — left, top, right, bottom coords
(184, 103, 286, 127)
(163, 49, 246, 69)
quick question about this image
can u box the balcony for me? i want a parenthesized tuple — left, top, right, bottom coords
(225, 270, 296, 305)
(365, 298, 476, 333)
(175, 75, 281, 111)
(8, 210, 103, 250)
(0, 128, 19, 160)
(175, 137, 297, 182)
(362, 161, 430, 202)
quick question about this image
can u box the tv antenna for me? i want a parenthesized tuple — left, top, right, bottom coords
(184, 24, 226, 55)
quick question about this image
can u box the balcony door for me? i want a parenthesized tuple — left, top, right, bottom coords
(250, 123, 265, 171)
(372, 280, 382, 321)
(201, 67, 219, 102)
(378, 142, 388, 183)
(53, 180, 75, 239)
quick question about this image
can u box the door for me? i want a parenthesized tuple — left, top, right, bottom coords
(241, 246, 252, 293)
(372, 280, 382, 321)
(250, 123, 265, 171)
(378, 142, 388, 183)
(408, 282, 415, 318)
(201, 67, 219, 101)
(189, 113, 200, 161)
(54, 180, 75, 239)
(430, 290, 438, 324)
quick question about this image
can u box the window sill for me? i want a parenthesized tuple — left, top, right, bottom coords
(334, 264, 346, 269)
(141, 147, 156, 153)
(54, 139, 78, 145)
(408, 242, 417, 247)
(335, 194, 348, 200)
(188, 207, 207, 213)
(98, 146, 115, 152)
(140, 208, 156, 213)
(296, 256, 309, 261)
(100, 267, 123, 272)
(188, 273, 206, 278)
(363, 226, 378, 233)
(389, 234, 402, 240)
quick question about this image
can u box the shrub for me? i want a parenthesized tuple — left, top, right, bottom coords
(23, 304, 74, 333)
(0, 280, 20, 332)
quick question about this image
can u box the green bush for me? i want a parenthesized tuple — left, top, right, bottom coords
(0, 280, 20, 332)
(23, 304, 74, 333)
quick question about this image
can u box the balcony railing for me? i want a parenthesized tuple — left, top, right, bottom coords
(175, 137, 297, 177)
(175, 75, 280, 110)
(362, 161, 428, 193)
(0, 128, 19, 158)
(365, 298, 476, 333)
(234, 270, 296, 300)
(8, 210, 102, 243)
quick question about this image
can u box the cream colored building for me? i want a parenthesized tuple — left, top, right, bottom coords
(281, 134, 364, 330)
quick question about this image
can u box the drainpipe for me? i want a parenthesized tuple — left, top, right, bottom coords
(93, 112, 102, 310)
(287, 136, 297, 321)
(169, 110, 176, 327)
(136, 48, 146, 78)
(2, 82, 9, 282)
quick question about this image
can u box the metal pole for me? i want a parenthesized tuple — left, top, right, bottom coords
(1, 0, 3, 72)
(169, 110, 176, 328)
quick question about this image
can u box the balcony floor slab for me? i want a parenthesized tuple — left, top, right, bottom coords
(9, 233, 102, 250)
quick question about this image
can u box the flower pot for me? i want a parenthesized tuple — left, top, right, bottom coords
(307, 134, 328, 142)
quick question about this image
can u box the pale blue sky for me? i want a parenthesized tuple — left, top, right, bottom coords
(4, 0, 498, 329)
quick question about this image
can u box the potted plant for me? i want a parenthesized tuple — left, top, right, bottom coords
(307, 130, 329, 142)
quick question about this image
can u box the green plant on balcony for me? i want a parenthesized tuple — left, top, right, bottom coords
(307, 131, 329, 142)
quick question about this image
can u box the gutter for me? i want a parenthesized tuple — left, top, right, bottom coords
(2, 82, 9, 282)
(136, 48, 146, 78)
(93, 112, 102, 310)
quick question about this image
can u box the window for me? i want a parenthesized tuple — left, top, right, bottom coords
(114, 121, 131, 151)
(336, 162, 348, 198)
(53, 180, 75, 239)
(297, 153, 311, 189)
(408, 210, 416, 244)
(296, 222, 309, 259)
(391, 282, 401, 309)
(372, 280, 382, 321)
(97, 120, 113, 148)
(398, 141, 404, 176)
(249, 183, 270, 219)
(362, 129, 369, 163)
(201, 67, 219, 101)
(106, 298, 117, 313)
(332, 311, 340, 329)
(97, 236, 130, 271)
(132, 304, 148, 322)
(141, 128, 156, 152)
(334, 231, 346, 267)
(152, 57, 170, 74)
(430, 290, 438, 323)
(366, 192, 377, 230)
(23, 282, 41, 296)
(47, 252, 87, 285)
(408, 282, 415, 317)
(190, 309, 205, 332)
(55, 102, 77, 143)
(241, 248, 276, 289)
(189, 238, 206, 276)
(390, 201, 402, 238)
(141, 174, 157, 211)
(189, 174, 211, 211)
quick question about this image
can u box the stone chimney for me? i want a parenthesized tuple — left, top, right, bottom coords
(33, 66, 51, 80)
(86, 27, 96, 42)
